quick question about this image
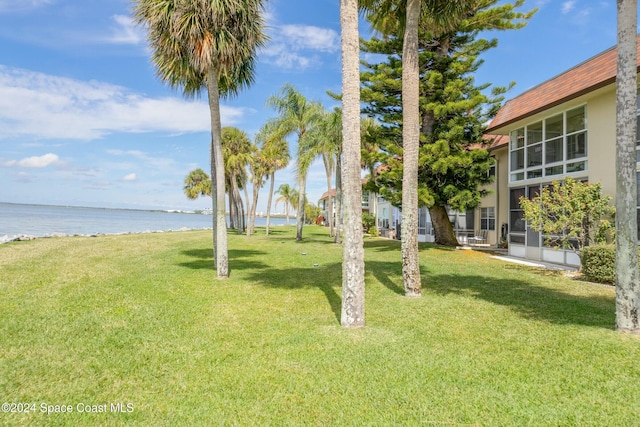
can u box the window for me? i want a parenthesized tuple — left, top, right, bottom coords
(509, 187, 546, 245)
(487, 164, 496, 178)
(510, 128, 525, 180)
(509, 188, 526, 241)
(481, 207, 495, 231)
(509, 106, 587, 182)
(361, 192, 369, 208)
(546, 137, 563, 164)
(447, 208, 474, 237)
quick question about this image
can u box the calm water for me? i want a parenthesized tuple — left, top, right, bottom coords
(0, 203, 292, 239)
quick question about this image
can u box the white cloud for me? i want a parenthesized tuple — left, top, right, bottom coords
(562, 1, 576, 14)
(104, 15, 145, 45)
(0, 0, 53, 13)
(262, 44, 312, 69)
(279, 25, 339, 52)
(122, 173, 137, 182)
(0, 66, 248, 141)
(2, 153, 61, 168)
(262, 24, 338, 70)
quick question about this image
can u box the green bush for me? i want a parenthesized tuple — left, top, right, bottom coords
(581, 245, 640, 285)
(581, 245, 616, 284)
(362, 213, 376, 233)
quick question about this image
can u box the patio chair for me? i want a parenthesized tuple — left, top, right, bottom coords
(469, 229, 487, 245)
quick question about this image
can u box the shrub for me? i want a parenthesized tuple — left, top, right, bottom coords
(519, 178, 614, 253)
(581, 245, 616, 284)
(362, 213, 376, 233)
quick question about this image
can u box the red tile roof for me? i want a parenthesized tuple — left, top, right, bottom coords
(320, 179, 369, 200)
(485, 34, 640, 139)
(319, 189, 337, 200)
(484, 134, 509, 151)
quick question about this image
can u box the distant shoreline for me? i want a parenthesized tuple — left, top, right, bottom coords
(0, 201, 292, 218)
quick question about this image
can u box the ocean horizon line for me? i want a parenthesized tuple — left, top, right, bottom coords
(0, 201, 293, 217)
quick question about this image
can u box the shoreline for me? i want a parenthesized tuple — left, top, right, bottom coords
(0, 223, 292, 245)
(0, 227, 214, 245)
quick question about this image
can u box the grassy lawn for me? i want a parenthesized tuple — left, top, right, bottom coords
(1, 226, 639, 426)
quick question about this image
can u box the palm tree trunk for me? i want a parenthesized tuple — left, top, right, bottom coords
(296, 176, 306, 240)
(615, 0, 640, 332)
(210, 148, 218, 266)
(323, 154, 335, 237)
(285, 203, 290, 225)
(266, 173, 275, 235)
(228, 190, 236, 230)
(334, 153, 343, 244)
(248, 182, 259, 237)
(243, 182, 250, 232)
(340, 0, 365, 327)
(400, 0, 421, 297)
(231, 172, 243, 235)
(238, 188, 244, 232)
(207, 68, 228, 278)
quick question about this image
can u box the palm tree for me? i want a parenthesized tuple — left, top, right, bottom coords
(266, 83, 324, 241)
(133, 0, 266, 278)
(361, 117, 381, 232)
(340, 0, 365, 327)
(305, 108, 343, 238)
(256, 121, 291, 236)
(615, 0, 640, 333)
(247, 142, 269, 236)
(359, 0, 473, 296)
(275, 183, 295, 225)
(289, 188, 302, 216)
(184, 168, 211, 200)
(222, 127, 252, 234)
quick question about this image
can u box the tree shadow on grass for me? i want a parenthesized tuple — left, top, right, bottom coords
(244, 262, 343, 323)
(251, 227, 289, 236)
(365, 260, 405, 296)
(363, 239, 460, 253)
(364, 256, 614, 329)
(363, 239, 400, 252)
(178, 248, 269, 272)
(290, 238, 341, 246)
(426, 272, 615, 329)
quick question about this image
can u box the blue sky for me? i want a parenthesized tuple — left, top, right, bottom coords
(0, 0, 630, 212)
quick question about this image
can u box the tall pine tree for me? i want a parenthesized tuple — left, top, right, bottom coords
(361, 1, 533, 246)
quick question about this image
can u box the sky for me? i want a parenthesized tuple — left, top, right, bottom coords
(0, 0, 632, 212)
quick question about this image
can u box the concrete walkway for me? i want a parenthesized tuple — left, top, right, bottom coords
(489, 255, 579, 272)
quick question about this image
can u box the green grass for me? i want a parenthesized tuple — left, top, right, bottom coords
(1, 226, 639, 426)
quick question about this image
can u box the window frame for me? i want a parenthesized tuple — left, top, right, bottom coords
(509, 105, 587, 183)
(480, 207, 495, 231)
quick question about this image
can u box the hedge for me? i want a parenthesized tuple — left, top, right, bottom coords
(580, 245, 640, 284)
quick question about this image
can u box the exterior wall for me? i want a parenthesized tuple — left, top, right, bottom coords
(479, 148, 509, 247)
(496, 148, 510, 246)
(376, 199, 436, 242)
(319, 189, 376, 227)
(486, 84, 620, 266)
(376, 197, 402, 239)
(586, 89, 617, 198)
